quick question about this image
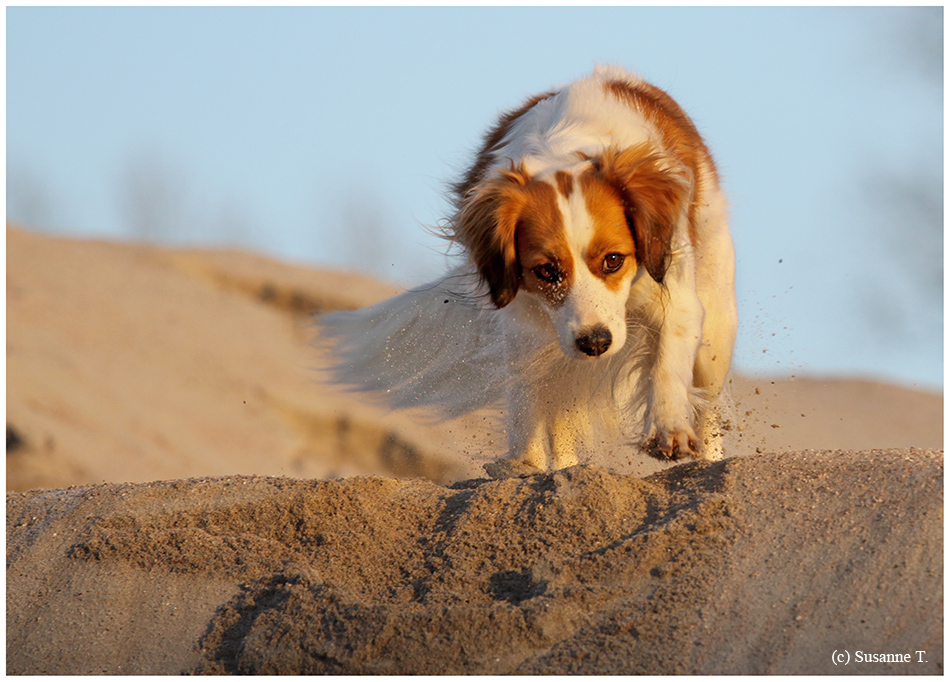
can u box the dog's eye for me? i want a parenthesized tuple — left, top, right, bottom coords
(602, 253, 626, 273)
(532, 263, 562, 284)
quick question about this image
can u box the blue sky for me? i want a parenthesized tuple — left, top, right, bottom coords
(6, 6, 943, 391)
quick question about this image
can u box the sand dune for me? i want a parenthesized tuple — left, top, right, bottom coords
(7, 227, 942, 490)
(7, 226, 491, 491)
(8, 449, 942, 675)
(5, 227, 944, 674)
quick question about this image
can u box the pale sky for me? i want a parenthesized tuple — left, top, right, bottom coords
(6, 6, 943, 390)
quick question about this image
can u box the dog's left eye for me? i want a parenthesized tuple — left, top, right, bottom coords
(602, 253, 626, 273)
(532, 263, 563, 284)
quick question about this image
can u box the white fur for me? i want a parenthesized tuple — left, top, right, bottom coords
(316, 66, 737, 476)
(547, 185, 635, 360)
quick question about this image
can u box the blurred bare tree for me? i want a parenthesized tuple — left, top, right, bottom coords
(862, 8, 942, 340)
(867, 167, 942, 300)
(7, 162, 54, 229)
(894, 6, 942, 82)
(118, 149, 188, 242)
(878, 7, 942, 299)
(211, 198, 256, 250)
(339, 186, 389, 273)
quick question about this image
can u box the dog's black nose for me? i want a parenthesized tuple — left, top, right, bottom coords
(575, 326, 612, 357)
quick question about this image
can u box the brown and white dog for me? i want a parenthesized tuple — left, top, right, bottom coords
(318, 66, 737, 477)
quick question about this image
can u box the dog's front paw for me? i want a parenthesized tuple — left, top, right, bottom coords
(644, 428, 699, 461)
(484, 458, 544, 480)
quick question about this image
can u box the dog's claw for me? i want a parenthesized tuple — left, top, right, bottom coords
(645, 429, 699, 461)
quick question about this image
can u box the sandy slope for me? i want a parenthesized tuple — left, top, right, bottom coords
(7, 450, 942, 674)
(5, 227, 944, 674)
(6, 226, 497, 491)
(6, 227, 942, 490)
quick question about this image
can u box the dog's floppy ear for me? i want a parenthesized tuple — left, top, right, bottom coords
(595, 144, 692, 284)
(454, 166, 531, 308)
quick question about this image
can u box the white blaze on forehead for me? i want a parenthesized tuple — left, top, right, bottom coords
(558, 187, 596, 264)
(535, 173, 631, 358)
(545, 170, 594, 274)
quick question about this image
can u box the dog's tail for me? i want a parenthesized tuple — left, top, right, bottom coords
(314, 268, 506, 420)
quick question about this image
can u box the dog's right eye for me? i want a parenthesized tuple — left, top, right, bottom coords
(602, 253, 626, 273)
(532, 263, 562, 284)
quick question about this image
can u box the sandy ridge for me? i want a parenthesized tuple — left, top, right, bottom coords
(6, 226, 943, 492)
(7, 448, 942, 675)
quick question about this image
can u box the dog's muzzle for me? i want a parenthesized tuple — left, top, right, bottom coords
(575, 325, 612, 357)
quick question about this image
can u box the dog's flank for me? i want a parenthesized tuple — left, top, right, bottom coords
(316, 65, 737, 477)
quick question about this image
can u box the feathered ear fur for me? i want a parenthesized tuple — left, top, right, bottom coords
(453, 165, 532, 308)
(594, 144, 692, 284)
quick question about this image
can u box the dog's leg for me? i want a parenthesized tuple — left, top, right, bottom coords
(692, 224, 738, 461)
(548, 392, 585, 470)
(484, 314, 552, 478)
(643, 246, 706, 461)
(487, 389, 585, 477)
(484, 383, 550, 478)
(550, 416, 581, 470)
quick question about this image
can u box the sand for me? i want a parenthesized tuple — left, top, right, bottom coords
(5, 226, 944, 674)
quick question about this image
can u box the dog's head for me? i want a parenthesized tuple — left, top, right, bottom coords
(455, 144, 691, 359)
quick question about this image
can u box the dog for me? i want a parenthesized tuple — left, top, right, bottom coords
(317, 66, 737, 478)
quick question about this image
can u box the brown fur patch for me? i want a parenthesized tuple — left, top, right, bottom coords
(579, 173, 636, 292)
(603, 78, 716, 238)
(553, 171, 574, 199)
(452, 164, 533, 308)
(452, 166, 576, 309)
(516, 181, 573, 307)
(589, 144, 692, 284)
